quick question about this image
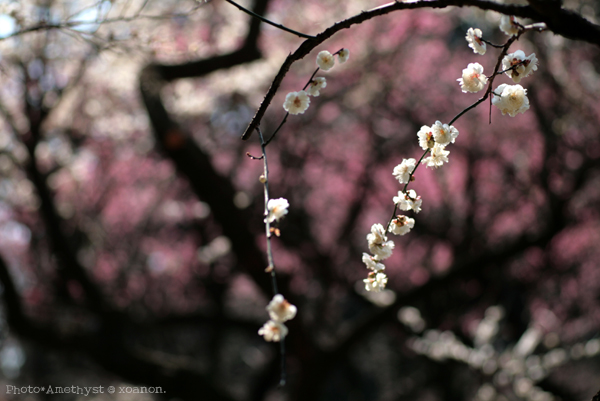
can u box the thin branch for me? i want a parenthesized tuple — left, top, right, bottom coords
(257, 127, 287, 386)
(257, 128, 278, 292)
(224, 0, 314, 39)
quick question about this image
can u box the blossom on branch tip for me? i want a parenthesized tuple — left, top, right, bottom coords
(307, 77, 327, 96)
(465, 28, 486, 55)
(457, 63, 487, 93)
(500, 15, 520, 36)
(422, 143, 449, 169)
(362, 253, 385, 272)
(502, 50, 538, 83)
(364, 271, 388, 292)
(258, 320, 288, 342)
(393, 158, 417, 184)
(283, 91, 310, 115)
(389, 215, 415, 236)
(316, 50, 335, 71)
(417, 126, 435, 150)
(393, 189, 422, 214)
(265, 198, 289, 223)
(266, 294, 297, 322)
(338, 48, 350, 64)
(432, 121, 459, 147)
(492, 84, 530, 117)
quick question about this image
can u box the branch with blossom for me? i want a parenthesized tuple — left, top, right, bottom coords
(225, 0, 600, 391)
(359, 17, 545, 293)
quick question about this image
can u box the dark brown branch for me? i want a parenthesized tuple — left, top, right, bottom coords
(241, 0, 600, 140)
(138, 0, 275, 297)
(224, 0, 314, 39)
(0, 250, 238, 401)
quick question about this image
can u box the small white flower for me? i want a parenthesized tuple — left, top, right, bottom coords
(492, 84, 530, 117)
(465, 28, 486, 55)
(422, 143, 450, 169)
(417, 125, 435, 150)
(366, 224, 395, 261)
(457, 63, 488, 93)
(306, 77, 327, 96)
(338, 48, 350, 64)
(316, 50, 335, 71)
(370, 241, 394, 261)
(393, 158, 417, 184)
(388, 215, 415, 236)
(258, 320, 288, 342)
(366, 223, 387, 246)
(364, 272, 388, 292)
(500, 15, 520, 36)
(502, 50, 538, 83)
(283, 91, 310, 115)
(432, 121, 459, 146)
(362, 253, 385, 272)
(266, 294, 297, 322)
(265, 198, 289, 223)
(411, 197, 422, 214)
(393, 189, 422, 214)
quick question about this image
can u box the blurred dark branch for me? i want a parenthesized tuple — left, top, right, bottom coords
(14, 58, 113, 315)
(241, 0, 600, 140)
(0, 4, 205, 42)
(0, 251, 237, 401)
(139, 0, 273, 296)
(0, 67, 110, 315)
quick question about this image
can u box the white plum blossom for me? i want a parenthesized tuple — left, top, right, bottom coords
(492, 84, 530, 117)
(364, 272, 388, 292)
(266, 294, 297, 322)
(371, 241, 394, 261)
(500, 15, 520, 36)
(502, 50, 538, 83)
(422, 143, 450, 169)
(410, 196, 422, 213)
(316, 50, 335, 71)
(337, 48, 350, 64)
(457, 63, 487, 93)
(258, 320, 288, 342)
(393, 158, 417, 184)
(389, 215, 415, 236)
(307, 77, 327, 96)
(265, 198, 289, 223)
(465, 28, 486, 55)
(367, 223, 387, 246)
(367, 224, 395, 260)
(393, 189, 422, 214)
(432, 121, 459, 146)
(362, 253, 385, 272)
(283, 91, 310, 115)
(417, 125, 435, 150)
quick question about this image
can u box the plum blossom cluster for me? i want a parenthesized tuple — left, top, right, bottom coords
(462, 16, 538, 117)
(258, 294, 297, 342)
(283, 49, 349, 115)
(360, 14, 542, 293)
(361, 120, 459, 292)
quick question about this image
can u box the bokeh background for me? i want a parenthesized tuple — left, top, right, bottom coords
(0, 0, 599, 400)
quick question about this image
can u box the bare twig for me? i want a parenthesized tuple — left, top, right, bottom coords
(224, 0, 314, 39)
